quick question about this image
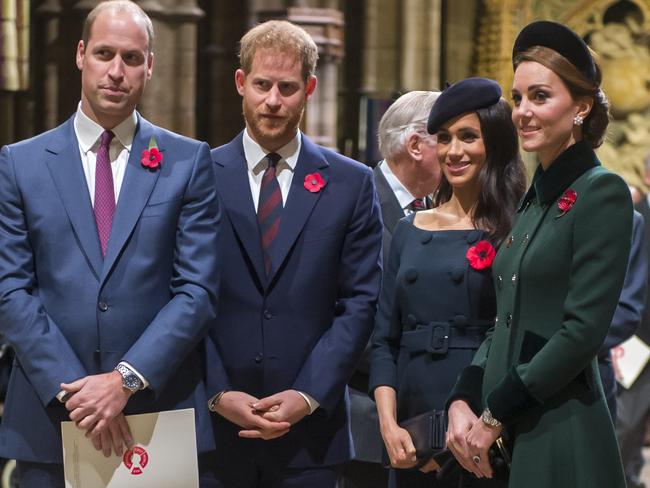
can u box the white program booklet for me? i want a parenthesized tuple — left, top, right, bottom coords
(62, 408, 198, 488)
(613, 335, 650, 389)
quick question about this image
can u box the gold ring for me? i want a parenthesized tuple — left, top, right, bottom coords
(472, 455, 481, 464)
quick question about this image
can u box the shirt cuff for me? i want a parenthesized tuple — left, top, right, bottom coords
(297, 391, 319, 414)
(119, 361, 149, 389)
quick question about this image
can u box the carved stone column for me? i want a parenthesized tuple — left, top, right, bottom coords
(136, 0, 203, 136)
(361, 0, 399, 97)
(197, 1, 248, 146)
(401, 0, 441, 92)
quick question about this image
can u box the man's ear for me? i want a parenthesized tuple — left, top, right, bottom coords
(404, 132, 423, 162)
(146, 52, 154, 80)
(305, 75, 317, 100)
(235, 69, 246, 96)
(76, 40, 85, 71)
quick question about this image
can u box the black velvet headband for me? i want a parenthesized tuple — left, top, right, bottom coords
(512, 20, 597, 82)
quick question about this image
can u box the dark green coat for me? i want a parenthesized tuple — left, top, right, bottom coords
(451, 142, 631, 487)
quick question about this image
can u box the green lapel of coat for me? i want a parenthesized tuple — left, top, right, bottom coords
(517, 141, 600, 211)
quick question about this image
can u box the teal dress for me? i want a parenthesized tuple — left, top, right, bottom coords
(370, 214, 500, 487)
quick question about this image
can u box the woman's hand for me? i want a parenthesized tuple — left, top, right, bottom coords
(380, 421, 418, 469)
(446, 399, 483, 477)
(465, 415, 502, 478)
(374, 386, 417, 469)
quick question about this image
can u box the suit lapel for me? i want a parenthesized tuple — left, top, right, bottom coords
(45, 117, 103, 279)
(267, 135, 329, 283)
(213, 133, 266, 286)
(100, 115, 160, 283)
(373, 164, 404, 234)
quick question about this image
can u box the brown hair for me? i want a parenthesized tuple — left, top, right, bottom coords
(239, 20, 318, 81)
(514, 46, 609, 148)
(82, 1, 154, 53)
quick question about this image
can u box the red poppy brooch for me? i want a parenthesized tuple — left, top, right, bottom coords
(141, 136, 162, 170)
(304, 172, 326, 193)
(556, 189, 577, 218)
(466, 240, 496, 270)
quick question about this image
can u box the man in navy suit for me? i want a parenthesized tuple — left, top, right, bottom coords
(207, 20, 383, 488)
(0, 2, 220, 486)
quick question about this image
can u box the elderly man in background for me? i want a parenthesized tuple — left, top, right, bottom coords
(342, 90, 441, 488)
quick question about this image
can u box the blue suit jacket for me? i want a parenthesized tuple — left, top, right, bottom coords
(0, 115, 221, 462)
(208, 132, 383, 468)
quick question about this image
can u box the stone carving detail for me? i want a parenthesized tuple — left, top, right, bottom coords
(476, 0, 650, 189)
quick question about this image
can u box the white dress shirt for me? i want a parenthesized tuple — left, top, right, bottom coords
(57, 105, 149, 400)
(242, 129, 301, 211)
(240, 129, 319, 414)
(378, 159, 417, 215)
(74, 103, 136, 205)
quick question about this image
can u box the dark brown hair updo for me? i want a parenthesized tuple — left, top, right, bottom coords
(514, 46, 610, 148)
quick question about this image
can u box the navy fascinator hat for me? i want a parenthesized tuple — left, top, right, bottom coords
(427, 77, 502, 134)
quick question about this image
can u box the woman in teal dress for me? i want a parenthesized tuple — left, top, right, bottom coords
(446, 21, 632, 488)
(369, 78, 526, 487)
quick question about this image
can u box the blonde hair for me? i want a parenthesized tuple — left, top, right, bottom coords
(239, 20, 318, 81)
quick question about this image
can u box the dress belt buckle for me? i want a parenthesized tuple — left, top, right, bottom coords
(426, 323, 450, 356)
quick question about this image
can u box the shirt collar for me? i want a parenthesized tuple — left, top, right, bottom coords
(74, 102, 138, 153)
(242, 129, 301, 174)
(379, 159, 416, 210)
(518, 140, 599, 211)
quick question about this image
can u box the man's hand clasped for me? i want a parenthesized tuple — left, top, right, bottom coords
(213, 389, 310, 440)
(61, 370, 134, 457)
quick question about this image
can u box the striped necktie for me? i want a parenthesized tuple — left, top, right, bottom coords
(408, 197, 427, 212)
(94, 130, 115, 257)
(257, 152, 283, 275)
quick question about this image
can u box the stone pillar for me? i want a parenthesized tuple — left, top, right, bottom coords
(34, 0, 82, 131)
(136, 0, 203, 136)
(198, 1, 248, 146)
(361, 0, 399, 97)
(442, 0, 479, 82)
(401, 0, 441, 91)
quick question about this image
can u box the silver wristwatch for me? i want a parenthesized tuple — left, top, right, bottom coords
(481, 408, 502, 428)
(115, 363, 144, 393)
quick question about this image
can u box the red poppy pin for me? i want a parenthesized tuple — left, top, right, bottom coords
(304, 172, 326, 193)
(141, 136, 162, 170)
(556, 189, 577, 218)
(466, 240, 496, 270)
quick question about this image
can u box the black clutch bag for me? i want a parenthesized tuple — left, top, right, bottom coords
(399, 409, 447, 460)
(386, 409, 512, 479)
(381, 410, 447, 469)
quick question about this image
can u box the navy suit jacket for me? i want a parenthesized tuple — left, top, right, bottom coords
(0, 115, 221, 462)
(208, 132, 383, 468)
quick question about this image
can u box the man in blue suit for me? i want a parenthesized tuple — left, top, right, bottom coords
(0, 2, 220, 486)
(207, 20, 383, 488)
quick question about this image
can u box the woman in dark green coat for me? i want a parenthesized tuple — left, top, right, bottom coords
(446, 21, 631, 488)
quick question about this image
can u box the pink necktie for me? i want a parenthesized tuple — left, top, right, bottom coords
(94, 130, 115, 257)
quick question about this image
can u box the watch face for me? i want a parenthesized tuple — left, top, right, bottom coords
(123, 374, 140, 391)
